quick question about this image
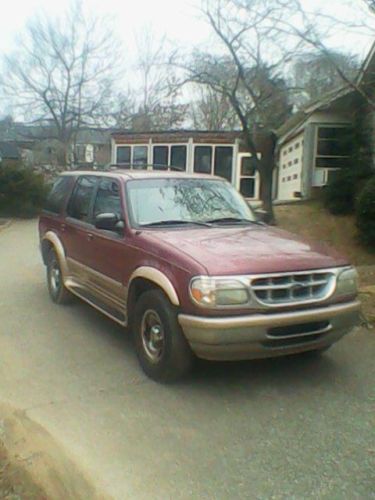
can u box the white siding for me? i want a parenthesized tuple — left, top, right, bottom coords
(277, 133, 304, 200)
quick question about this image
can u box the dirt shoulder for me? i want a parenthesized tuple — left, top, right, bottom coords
(0, 219, 12, 232)
(0, 440, 47, 499)
(0, 403, 109, 500)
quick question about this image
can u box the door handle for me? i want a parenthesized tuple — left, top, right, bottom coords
(87, 233, 94, 241)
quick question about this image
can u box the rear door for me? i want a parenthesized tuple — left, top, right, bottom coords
(63, 175, 99, 285)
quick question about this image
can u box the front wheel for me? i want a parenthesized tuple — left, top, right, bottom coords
(133, 290, 193, 382)
(47, 250, 73, 305)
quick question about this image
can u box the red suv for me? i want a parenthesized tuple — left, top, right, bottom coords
(39, 171, 360, 382)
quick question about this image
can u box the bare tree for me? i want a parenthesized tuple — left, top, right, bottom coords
(363, 0, 375, 13)
(1, 2, 121, 165)
(181, 0, 299, 222)
(114, 30, 187, 131)
(280, 0, 375, 109)
(190, 84, 239, 130)
(290, 51, 360, 108)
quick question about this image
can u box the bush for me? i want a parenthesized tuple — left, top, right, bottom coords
(356, 175, 375, 247)
(323, 168, 371, 215)
(0, 162, 47, 217)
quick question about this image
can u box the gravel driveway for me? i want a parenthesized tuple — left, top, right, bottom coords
(0, 220, 374, 499)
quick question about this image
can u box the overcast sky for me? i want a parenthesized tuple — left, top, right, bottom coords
(0, 0, 373, 119)
(0, 0, 373, 59)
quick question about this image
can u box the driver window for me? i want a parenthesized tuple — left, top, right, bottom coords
(93, 178, 123, 219)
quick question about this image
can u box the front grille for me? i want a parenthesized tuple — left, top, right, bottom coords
(267, 321, 330, 338)
(251, 271, 335, 306)
(262, 333, 327, 348)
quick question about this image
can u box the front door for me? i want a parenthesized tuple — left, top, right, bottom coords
(84, 177, 127, 313)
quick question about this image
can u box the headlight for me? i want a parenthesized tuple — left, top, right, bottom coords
(335, 267, 358, 298)
(190, 277, 249, 307)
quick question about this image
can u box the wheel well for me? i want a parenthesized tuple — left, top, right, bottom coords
(41, 240, 54, 265)
(127, 278, 162, 324)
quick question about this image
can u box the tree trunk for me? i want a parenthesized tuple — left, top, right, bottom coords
(254, 131, 277, 224)
(259, 164, 275, 224)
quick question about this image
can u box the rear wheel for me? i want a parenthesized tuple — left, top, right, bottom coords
(47, 249, 72, 305)
(133, 290, 193, 382)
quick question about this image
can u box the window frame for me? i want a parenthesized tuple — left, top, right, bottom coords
(151, 143, 188, 171)
(115, 144, 149, 169)
(44, 175, 74, 215)
(237, 153, 260, 200)
(66, 175, 99, 225)
(314, 125, 351, 170)
(92, 176, 125, 222)
(192, 143, 234, 181)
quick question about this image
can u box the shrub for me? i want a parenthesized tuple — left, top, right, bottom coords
(356, 175, 375, 247)
(323, 168, 371, 215)
(0, 162, 47, 218)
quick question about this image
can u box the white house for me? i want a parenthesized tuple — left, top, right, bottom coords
(276, 88, 355, 201)
(276, 41, 375, 201)
(111, 130, 267, 202)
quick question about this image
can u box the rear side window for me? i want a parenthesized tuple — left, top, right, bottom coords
(44, 176, 72, 214)
(93, 178, 123, 218)
(67, 176, 97, 222)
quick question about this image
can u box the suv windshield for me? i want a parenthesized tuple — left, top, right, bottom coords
(126, 178, 256, 227)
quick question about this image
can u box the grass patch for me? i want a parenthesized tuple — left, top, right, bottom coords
(275, 200, 375, 266)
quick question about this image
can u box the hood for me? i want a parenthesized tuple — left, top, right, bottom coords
(145, 225, 349, 275)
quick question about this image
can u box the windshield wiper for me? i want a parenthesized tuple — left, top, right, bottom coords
(140, 220, 212, 228)
(206, 217, 262, 225)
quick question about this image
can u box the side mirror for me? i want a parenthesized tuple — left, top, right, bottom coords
(95, 213, 124, 233)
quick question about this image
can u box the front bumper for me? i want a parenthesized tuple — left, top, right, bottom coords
(178, 300, 361, 361)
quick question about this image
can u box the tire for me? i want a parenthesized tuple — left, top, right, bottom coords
(133, 290, 194, 382)
(46, 249, 73, 305)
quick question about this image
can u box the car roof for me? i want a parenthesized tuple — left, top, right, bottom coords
(60, 169, 224, 182)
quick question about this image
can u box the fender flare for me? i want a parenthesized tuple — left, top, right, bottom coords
(42, 232, 69, 277)
(128, 267, 180, 306)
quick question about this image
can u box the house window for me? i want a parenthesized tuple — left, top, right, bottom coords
(193, 145, 233, 181)
(239, 156, 257, 198)
(294, 158, 298, 164)
(293, 174, 298, 179)
(133, 146, 148, 169)
(153, 146, 169, 170)
(214, 146, 233, 182)
(116, 145, 148, 168)
(152, 145, 187, 171)
(170, 145, 187, 171)
(194, 146, 212, 174)
(315, 127, 351, 169)
(116, 146, 131, 166)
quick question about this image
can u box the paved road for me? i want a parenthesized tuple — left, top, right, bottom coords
(0, 220, 374, 499)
